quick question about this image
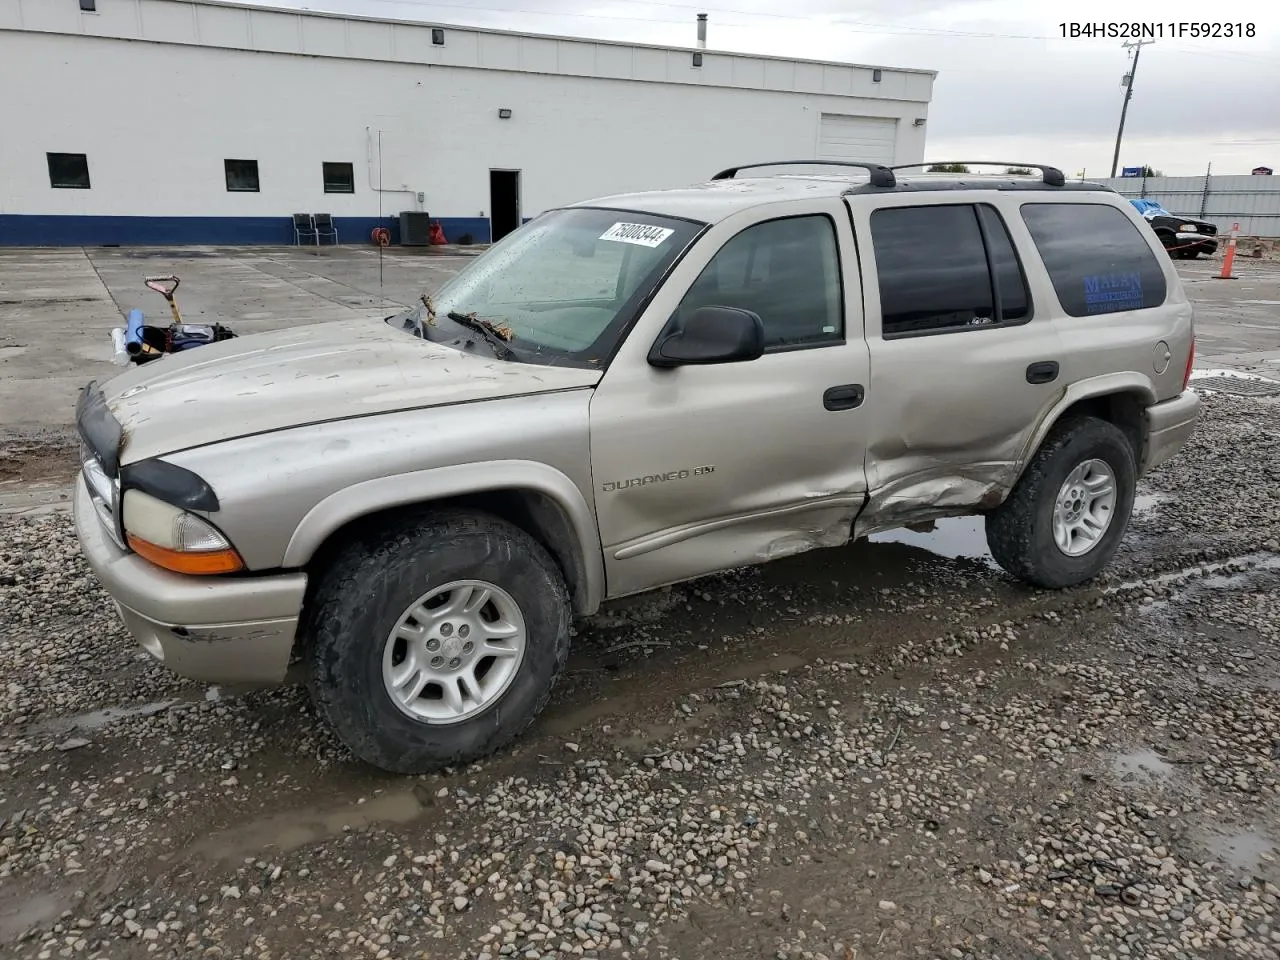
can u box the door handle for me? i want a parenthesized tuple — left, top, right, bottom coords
(823, 383, 865, 411)
(1026, 361, 1059, 385)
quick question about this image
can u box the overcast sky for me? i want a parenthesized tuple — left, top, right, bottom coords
(253, 0, 1276, 177)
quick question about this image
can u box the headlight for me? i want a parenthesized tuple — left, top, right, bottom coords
(122, 490, 245, 575)
(1179, 224, 1198, 232)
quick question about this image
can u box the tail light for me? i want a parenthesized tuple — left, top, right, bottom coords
(1182, 332, 1196, 391)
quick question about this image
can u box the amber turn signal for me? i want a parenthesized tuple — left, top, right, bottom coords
(126, 534, 246, 575)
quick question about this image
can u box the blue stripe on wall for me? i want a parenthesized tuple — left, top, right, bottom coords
(0, 215, 493, 247)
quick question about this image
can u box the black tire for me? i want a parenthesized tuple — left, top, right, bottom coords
(985, 416, 1136, 589)
(303, 508, 571, 774)
(1178, 248, 1200, 260)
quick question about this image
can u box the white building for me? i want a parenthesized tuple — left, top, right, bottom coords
(0, 0, 935, 246)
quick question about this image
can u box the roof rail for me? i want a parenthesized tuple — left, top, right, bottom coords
(891, 162, 1066, 188)
(711, 160, 896, 188)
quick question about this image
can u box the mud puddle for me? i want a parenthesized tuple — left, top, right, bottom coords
(1111, 747, 1176, 783)
(183, 785, 438, 865)
(1109, 551, 1280, 596)
(0, 891, 72, 944)
(863, 495, 1165, 568)
(1198, 825, 1280, 876)
(869, 516, 995, 565)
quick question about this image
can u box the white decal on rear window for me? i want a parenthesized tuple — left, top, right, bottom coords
(599, 222, 674, 248)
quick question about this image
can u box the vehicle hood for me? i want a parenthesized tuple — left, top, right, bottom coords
(1130, 199, 1214, 229)
(102, 318, 602, 464)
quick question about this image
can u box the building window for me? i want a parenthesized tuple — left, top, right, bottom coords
(80, 0, 97, 11)
(675, 215, 844, 351)
(870, 203, 1031, 338)
(1021, 203, 1168, 315)
(224, 159, 260, 193)
(432, 28, 445, 45)
(48, 153, 91, 189)
(323, 162, 355, 194)
(692, 51, 703, 67)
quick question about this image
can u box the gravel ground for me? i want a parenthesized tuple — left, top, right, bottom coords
(1, 391, 1278, 960)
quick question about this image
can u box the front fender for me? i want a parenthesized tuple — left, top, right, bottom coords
(282, 459, 606, 614)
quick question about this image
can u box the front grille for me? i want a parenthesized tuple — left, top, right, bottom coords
(1201, 224, 1218, 236)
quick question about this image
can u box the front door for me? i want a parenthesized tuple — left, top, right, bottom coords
(589, 200, 872, 599)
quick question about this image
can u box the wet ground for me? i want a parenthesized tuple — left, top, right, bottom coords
(1, 246, 1279, 958)
(0, 388, 1278, 959)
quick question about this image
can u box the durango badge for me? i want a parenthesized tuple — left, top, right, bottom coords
(602, 465, 715, 492)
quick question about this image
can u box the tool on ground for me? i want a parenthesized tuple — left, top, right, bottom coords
(109, 274, 238, 366)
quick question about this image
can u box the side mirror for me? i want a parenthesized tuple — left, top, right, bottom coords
(648, 305, 765, 369)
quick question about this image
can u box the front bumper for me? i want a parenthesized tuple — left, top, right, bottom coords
(1142, 389, 1202, 476)
(1175, 232, 1218, 253)
(73, 475, 307, 684)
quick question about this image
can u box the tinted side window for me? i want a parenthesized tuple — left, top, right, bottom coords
(675, 215, 842, 349)
(977, 205, 1030, 322)
(1021, 203, 1167, 316)
(871, 205, 995, 336)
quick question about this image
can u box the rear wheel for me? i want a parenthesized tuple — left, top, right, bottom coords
(985, 417, 1136, 589)
(304, 509, 571, 774)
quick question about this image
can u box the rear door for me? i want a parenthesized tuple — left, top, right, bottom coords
(848, 195, 1066, 535)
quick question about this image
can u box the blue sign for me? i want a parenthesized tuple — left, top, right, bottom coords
(1083, 273, 1144, 314)
(1120, 167, 1143, 178)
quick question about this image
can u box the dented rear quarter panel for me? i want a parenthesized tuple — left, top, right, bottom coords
(847, 189, 1193, 538)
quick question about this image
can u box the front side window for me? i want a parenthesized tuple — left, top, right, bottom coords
(673, 215, 843, 350)
(1021, 203, 1167, 316)
(871, 203, 1031, 337)
(427, 207, 701, 366)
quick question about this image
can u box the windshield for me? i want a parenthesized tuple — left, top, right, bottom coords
(428, 207, 703, 366)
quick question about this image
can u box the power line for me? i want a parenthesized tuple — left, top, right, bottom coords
(1110, 39, 1155, 178)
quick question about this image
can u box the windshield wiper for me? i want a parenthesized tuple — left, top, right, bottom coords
(446, 311, 517, 360)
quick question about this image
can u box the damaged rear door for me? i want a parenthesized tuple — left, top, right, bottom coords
(849, 195, 1066, 535)
(589, 199, 872, 598)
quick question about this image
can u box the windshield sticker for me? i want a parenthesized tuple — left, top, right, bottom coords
(1083, 272, 1143, 314)
(600, 222, 675, 248)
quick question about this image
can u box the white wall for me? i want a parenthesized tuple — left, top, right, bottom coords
(0, 31, 930, 222)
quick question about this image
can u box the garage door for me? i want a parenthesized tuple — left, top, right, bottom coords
(818, 114, 898, 166)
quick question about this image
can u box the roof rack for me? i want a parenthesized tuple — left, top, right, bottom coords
(711, 160, 896, 189)
(891, 162, 1066, 188)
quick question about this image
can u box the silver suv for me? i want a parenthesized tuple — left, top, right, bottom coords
(73, 160, 1201, 774)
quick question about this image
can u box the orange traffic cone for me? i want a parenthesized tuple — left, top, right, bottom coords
(1217, 222, 1239, 280)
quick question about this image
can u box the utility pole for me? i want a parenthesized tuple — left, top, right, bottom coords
(1109, 39, 1154, 178)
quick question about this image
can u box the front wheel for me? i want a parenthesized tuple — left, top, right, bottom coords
(304, 509, 571, 774)
(985, 417, 1136, 589)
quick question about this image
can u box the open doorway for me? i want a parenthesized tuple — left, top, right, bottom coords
(489, 170, 521, 243)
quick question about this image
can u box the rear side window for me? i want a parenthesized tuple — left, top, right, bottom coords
(869, 203, 1031, 337)
(1020, 203, 1167, 316)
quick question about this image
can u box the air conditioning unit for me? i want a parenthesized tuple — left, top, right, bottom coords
(399, 211, 433, 246)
